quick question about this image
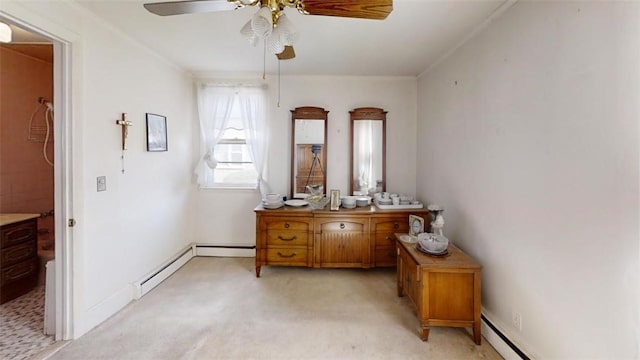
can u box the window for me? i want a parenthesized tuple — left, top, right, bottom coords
(210, 103, 258, 187)
(195, 84, 268, 191)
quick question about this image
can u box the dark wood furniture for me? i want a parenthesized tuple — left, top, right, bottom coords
(1, 214, 40, 304)
(396, 234, 482, 344)
(254, 205, 428, 277)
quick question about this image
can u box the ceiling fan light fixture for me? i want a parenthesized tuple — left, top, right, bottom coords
(240, 19, 259, 46)
(0, 22, 12, 43)
(267, 26, 285, 54)
(250, 6, 273, 38)
(275, 14, 298, 45)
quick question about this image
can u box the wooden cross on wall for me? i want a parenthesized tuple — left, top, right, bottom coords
(115, 113, 133, 150)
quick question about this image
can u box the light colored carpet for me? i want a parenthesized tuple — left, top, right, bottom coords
(48, 257, 502, 360)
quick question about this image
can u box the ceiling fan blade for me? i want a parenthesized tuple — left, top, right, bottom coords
(143, 0, 238, 16)
(276, 45, 296, 60)
(302, 0, 393, 20)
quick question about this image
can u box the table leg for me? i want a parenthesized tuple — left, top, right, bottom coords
(255, 266, 261, 278)
(473, 322, 481, 345)
(419, 325, 430, 341)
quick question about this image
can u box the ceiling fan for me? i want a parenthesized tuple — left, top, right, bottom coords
(143, 0, 393, 60)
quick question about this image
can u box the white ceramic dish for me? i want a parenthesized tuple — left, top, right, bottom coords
(262, 201, 284, 209)
(398, 234, 416, 243)
(341, 204, 356, 209)
(285, 199, 308, 207)
(417, 233, 449, 253)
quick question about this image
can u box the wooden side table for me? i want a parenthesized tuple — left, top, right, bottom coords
(395, 234, 482, 344)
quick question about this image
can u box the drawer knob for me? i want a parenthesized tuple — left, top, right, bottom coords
(340, 223, 345, 229)
(277, 252, 297, 258)
(393, 222, 399, 229)
(277, 235, 297, 242)
(284, 223, 290, 229)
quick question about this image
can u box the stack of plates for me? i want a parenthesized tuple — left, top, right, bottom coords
(262, 200, 284, 209)
(285, 199, 308, 207)
(415, 242, 448, 256)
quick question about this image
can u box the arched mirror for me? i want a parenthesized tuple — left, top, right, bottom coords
(291, 107, 329, 199)
(349, 107, 386, 195)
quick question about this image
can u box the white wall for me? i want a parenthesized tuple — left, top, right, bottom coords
(194, 75, 417, 246)
(1, 1, 197, 338)
(416, 2, 639, 359)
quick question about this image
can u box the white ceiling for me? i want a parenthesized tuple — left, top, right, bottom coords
(74, 0, 508, 77)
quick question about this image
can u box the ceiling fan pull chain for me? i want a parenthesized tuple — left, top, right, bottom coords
(262, 38, 267, 80)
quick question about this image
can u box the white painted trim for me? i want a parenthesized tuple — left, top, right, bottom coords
(0, 7, 77, 342)
(195, 245, 256, 258)
(132, 245, 195, 300)
(77, 285, 132, 338)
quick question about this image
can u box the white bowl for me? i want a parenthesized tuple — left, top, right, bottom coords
(265, 193, 281, 203)
(355, 197, 370, 207)
(341, 196, 356, 206)
(417, 233, 449, 253)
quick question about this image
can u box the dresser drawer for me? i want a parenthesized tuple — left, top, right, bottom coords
(1, 220, 37, 249)
(266, 230, 308, 246)
(1, 257, 39, 286)
(1, 241, 37, 268)
(265, 219, 311, 231)
(316, 219, 367, 232)
(374, 246, 397, 267)
(372, 217, 408, 233)
(266, 248, 309, 264)
(374, 232, 399, 247)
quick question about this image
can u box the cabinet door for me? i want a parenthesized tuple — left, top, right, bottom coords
(315, 218, 369, 267)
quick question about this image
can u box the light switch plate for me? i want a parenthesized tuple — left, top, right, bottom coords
(97, 176, 106, 192)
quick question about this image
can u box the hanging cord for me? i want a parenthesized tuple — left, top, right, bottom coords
(43, 104, 54, 166)
(262, 38, 267, 80)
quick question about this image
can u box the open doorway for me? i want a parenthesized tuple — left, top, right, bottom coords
(0, 17, 71, 359)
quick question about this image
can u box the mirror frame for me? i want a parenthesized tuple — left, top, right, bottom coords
(349, 107, 387, 195)
(290, 106, 329, 199)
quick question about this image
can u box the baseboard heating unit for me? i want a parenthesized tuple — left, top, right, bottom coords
(481, 313, 530, 360)
(132, 245, 195, 299)
(195, 244, 256, 257)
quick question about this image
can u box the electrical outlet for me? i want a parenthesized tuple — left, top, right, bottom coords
(512, 311, 522, 331)
(97, 176, 107, 192)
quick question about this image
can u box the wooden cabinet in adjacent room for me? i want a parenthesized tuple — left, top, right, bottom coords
(1, 214, 40, 304)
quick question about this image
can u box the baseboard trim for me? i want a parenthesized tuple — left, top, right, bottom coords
(195, 244, 256, 257)
(481, 313, 530, 360)
(132, 245, 195, 300)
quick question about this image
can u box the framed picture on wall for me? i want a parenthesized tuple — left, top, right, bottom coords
(146, 113, 168, 152)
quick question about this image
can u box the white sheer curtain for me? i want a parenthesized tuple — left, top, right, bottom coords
(356, 121, 374, 192)
(238, 87, 271, 196)
(195, 84, 236, 187)
(195, 83, 270, 195)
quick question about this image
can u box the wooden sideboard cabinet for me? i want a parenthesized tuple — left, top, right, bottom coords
(396, 235, 482, 344)
(255, 205, 428, 277)
(1, 215, 40, 304)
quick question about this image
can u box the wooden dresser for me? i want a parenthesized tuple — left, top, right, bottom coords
(1, 214, 40, 304)
(254, 205, 428, 277)
(396, 235, 482, 344)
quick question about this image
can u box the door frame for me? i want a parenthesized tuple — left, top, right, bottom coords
(0, 11, 75, 340)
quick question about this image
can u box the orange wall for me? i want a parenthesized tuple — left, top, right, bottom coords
(0, 45, 54, 238)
